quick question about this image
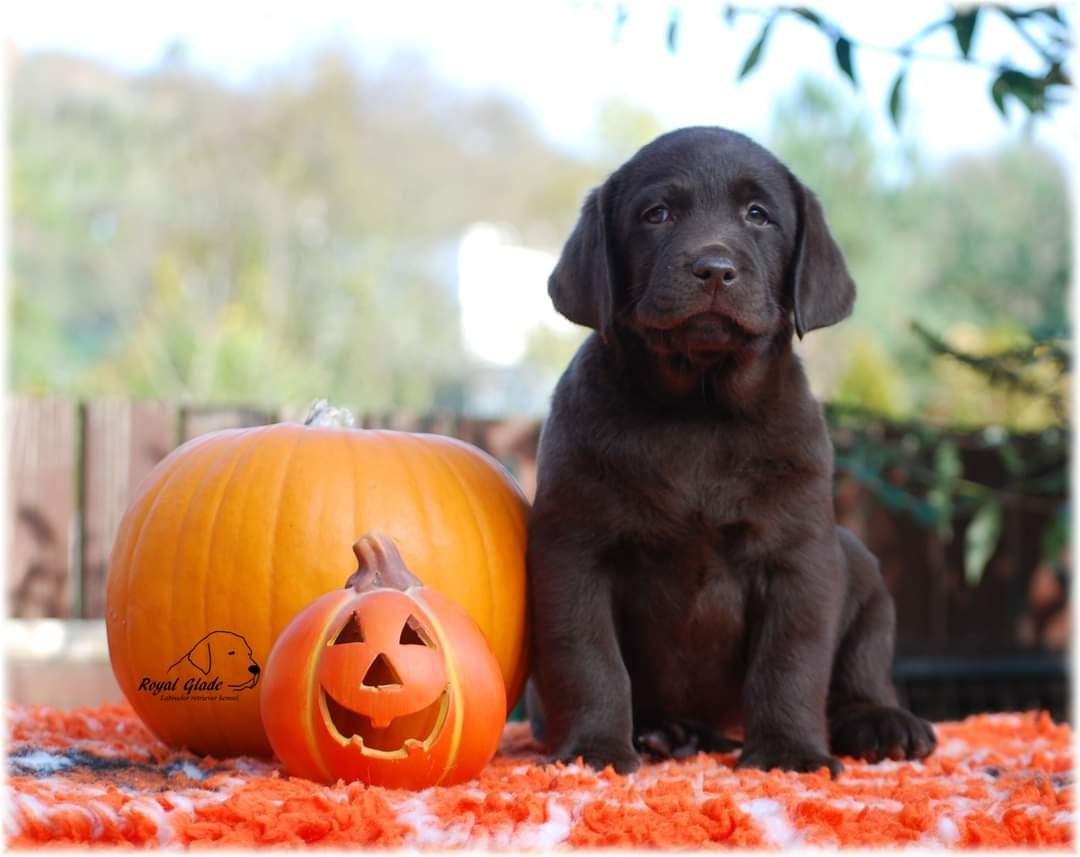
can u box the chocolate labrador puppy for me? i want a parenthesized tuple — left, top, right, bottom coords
(527, 127, 936, 777)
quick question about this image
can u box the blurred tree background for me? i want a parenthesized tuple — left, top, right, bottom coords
(9, 12, 1071, 430)
(11, 50, 603, 409)
(775, 78, 1070, 432)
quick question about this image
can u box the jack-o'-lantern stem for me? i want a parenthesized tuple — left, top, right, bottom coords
(346, 532, 423, 594)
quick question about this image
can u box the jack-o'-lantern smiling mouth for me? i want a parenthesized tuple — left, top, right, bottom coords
(321, 687, 450, 755)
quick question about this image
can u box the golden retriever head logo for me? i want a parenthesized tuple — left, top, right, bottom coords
(168, 631, 261, 692)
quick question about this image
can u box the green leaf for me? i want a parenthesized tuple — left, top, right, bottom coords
(991, 73, 1009, 116)
(738, 17, 775, 80)
(834, 36, 856, 86)
(964, 500, 1002, 587)
(613, 4, 629, 41)
(1040, 503, 1069, 563)
(790, 7, 825, 29)
(1001, 6, 1062, 24)
(910, 497, 941, 529)
(876, 481, 908, 512)
(950, 10, 979, 58)
(1038, 6, 1065, 25)
(1045, 63, 1069, 86)
(905, 15, 951, 46)
(992, 68, 1047, 115)
(998, 443, 1024, 476)
(934, 441, 962, 484)
(927, 487, 953, 540)
(666, 9, 680, 53)
(887, 68, 906, 128)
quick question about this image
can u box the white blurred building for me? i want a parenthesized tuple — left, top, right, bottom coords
(456, 223, 579, 415)
(457, 223, 575, 365)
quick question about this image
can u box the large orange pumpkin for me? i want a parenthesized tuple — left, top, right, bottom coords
(105, 406, 528, 758)
(261, 532, 506, 788)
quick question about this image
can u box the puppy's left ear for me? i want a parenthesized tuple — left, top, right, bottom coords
(548, 184, 616, 341)
(790, 183, 856, 338)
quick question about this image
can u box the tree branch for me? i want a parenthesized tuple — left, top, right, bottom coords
(910, 321, 1068, 420)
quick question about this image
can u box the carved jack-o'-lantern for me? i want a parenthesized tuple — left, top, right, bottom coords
(260, 532, 506, 789)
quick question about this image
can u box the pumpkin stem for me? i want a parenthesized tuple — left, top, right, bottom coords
(346, 532, 423, 593)
(304, 399, 356, 428)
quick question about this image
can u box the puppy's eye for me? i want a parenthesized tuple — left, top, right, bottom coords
(746, 204, 770, 226)
(642, 205, 672, 225)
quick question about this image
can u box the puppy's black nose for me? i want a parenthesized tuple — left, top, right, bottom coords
(249, 665, 260, 675)
(691, 255, 738, 287)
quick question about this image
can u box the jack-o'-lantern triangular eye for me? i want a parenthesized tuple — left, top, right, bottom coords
(399, 615, 433, 647)
(333, 613, 364, 645)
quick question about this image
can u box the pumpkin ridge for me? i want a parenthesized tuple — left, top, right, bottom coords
(124, 430, 228, 509)
(197, 426, 287, 755)
(346, 429, 370, 595)
(123, 431, 248, 718)
(441, 434, 529, 505)
(178, 429, 270, 755)
(108, 436, 215, 698)
(430, 440, 497, 674)
(385, 433, 436, 574)
(304, 596, 352, 781)
(339, 426, 361, 591)
(263, 426, 307, 670)
(415, 590, 467, 785)
(435, 436, 530, 707)
(201, 427, 275, 627)
(467, 445, 530, 706)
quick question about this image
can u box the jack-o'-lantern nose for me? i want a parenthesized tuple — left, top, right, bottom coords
(362, 654, 402, 688)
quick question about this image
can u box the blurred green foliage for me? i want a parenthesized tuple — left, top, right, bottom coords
(771, 79, 1069, 431)
(10, 51, 606, 408)
(9, 49, 1071, 432)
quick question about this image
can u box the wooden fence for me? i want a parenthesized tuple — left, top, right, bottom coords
(6, 396, 1067, 662)
(6, 398, 540, 621)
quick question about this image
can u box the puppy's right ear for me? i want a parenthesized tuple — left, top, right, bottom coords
(548, 185, 615, 341)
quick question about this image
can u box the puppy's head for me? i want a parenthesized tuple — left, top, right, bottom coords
(549, 127, 855, 363)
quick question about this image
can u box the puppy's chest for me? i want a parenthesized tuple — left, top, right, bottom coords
(616, 545, 753, 723)
(615, 430, 799, 535)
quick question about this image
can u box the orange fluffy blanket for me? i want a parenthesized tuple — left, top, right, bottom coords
(4, 704, 1073, 848)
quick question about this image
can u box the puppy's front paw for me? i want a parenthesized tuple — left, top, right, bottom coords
(830, 704, 936, 762)
(736, 742, 843, 778)
(635, 722, 742, 760)
(553, 735, 641, 774)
